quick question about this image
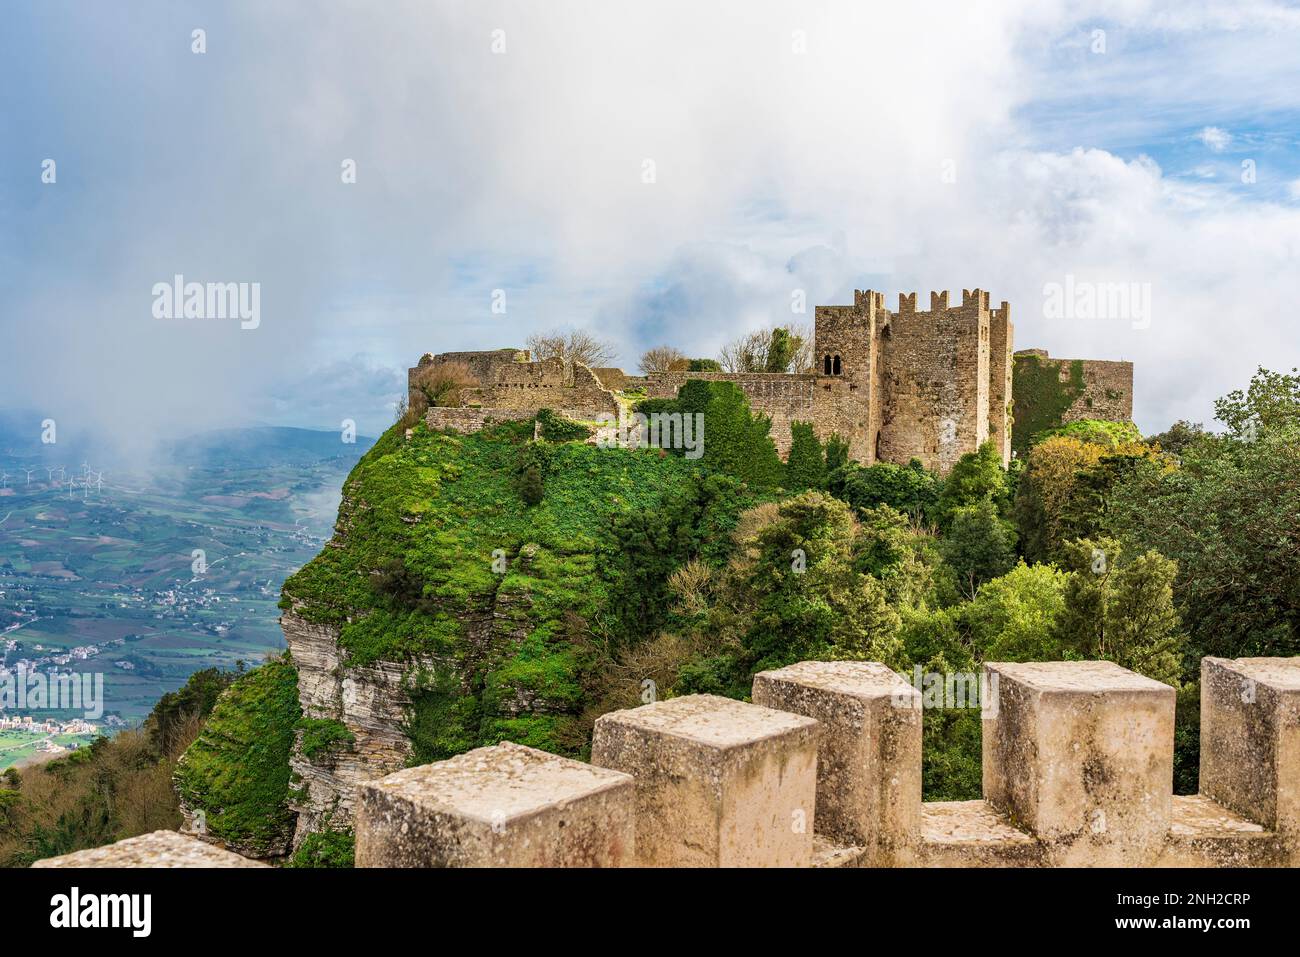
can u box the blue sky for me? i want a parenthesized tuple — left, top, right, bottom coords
(2, 0, 1299, 451)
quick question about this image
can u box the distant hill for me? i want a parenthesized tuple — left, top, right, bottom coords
(164, 427, 377, 469)
(0, 412, 376, 470)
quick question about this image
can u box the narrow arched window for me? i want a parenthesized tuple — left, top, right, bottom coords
(823, 354, 832, 375)
(832, 355, 842, 376)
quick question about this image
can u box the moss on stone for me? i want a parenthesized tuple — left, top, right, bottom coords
(297, 717, 355, 760)
(1011, 354, 1086, 456)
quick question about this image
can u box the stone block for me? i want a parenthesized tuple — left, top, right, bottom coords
(1200, 657, 1300, 834)
(752, 660, 920, 858)
(33, 830, 265, 868)
(591, 694, 820, 867)
(355, 742, 635, 867)
(983, 661, 1174, 862)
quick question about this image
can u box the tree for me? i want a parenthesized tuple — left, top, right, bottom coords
(939, 499, 1017, 600)
(638, 345, 686, 374)
(735, 492, 904, 673)
(962, 561, 1068, 662)
(934, 441, 1008, 527)
(410, 360, 478, 411)
(518, 465, 544, 505)
(1146, 420, 1206, 457)
(784, 422, 825, 490)
(526, 329, 618, 367)
(823, 434, 850, 473)
(718, 329, 770, 373)
(663, 380, 783, 488)
(1013, 435, 1107, 564)
(828, 458, 940, 523)
(1055, 538, 1185, 688)
(717, 325, 810, 373)
(1213, 365, 1300, 438)
(764, 327, 801, 373)
(687, 358, 722, 372)
(1109, 369, 1300, 662)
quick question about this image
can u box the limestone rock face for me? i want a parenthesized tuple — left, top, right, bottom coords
(282, 605, 440, 846)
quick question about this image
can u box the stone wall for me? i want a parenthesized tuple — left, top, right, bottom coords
(416, 352, 620, 421)
(1011, 350, 1135, 454)
(643, 371, 818, 456)
(425, 407, 536, 434)
(37, 655, 1297, 868)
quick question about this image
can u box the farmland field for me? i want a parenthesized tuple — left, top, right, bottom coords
(0, 427, 372, 766)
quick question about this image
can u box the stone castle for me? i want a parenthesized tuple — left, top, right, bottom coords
(411, 289, 1134, 471)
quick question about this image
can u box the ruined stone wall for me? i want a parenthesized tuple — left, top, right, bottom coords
(590, 367, 630, 391)
(459, 357, 620, 420)
(425, 407, 536, 434)
(643, 371, 818, 456)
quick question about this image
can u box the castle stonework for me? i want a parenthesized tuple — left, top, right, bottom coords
(412, 290, 1129, 472)
(48, 655, 1300, 868)
(1011, 349, 1134, 455)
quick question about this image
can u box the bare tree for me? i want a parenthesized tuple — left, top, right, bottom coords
(788, 322, 816, 373)
(411, 360, 478, 411)
(638, 345, 687, 374)
(526, 329, 618, 368)
(718, 325, 813, 374)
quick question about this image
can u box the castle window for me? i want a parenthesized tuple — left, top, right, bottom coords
(832, 355, 842, 376)
(823, 354, 832, 376)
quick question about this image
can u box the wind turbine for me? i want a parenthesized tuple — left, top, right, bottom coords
(92, 471, 104, 493)
(22, 468, 35, 486)
(0, 471, 9, 489)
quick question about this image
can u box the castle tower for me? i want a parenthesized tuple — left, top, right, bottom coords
(813, 289, 885, 463)
(987, 301, 1013, 466)
(877, 289, 1001, 473)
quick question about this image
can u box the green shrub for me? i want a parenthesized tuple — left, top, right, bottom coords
(172, 654, 301, 856)
(297, 718, 355, 760)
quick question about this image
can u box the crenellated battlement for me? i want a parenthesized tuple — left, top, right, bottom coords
(38, 655, 1297, 868)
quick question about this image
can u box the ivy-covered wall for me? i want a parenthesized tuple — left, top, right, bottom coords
(1012, 351, 1133, 456)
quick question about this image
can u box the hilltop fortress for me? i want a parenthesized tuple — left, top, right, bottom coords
(411, 289, 1134, 472)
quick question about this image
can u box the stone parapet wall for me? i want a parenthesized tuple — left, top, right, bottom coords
(343, 655, 1298, 869)
(36, 655, 1298, 868)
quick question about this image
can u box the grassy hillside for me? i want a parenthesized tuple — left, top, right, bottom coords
(281, 417, 730, 756)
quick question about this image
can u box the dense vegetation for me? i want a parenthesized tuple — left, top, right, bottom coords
(36, 364, 1293, 866)
(287, 366, 1298, 807)
(172, 653, 300, 856)
(0, 666, 239, 867)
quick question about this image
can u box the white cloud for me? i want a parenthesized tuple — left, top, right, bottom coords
(1197, 126, 1234, 152)
(2, 0, 1299, 451)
